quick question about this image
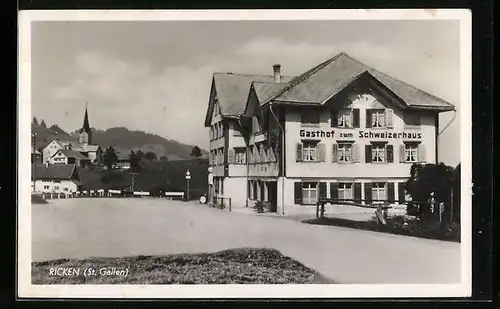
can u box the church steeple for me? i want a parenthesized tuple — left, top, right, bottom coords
(79, 102, 92, 145)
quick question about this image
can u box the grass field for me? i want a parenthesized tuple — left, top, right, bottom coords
(32, 248, 333, 284)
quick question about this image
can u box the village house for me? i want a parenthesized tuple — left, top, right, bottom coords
(42, 105, 102, 165)
(204, 52, 456, 215)
(32, 163, 81, 194)
(31, 147, 42, 163)
(49, 149, 91, 167)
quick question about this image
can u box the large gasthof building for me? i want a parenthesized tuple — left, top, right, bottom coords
(204, 52, 455, 215)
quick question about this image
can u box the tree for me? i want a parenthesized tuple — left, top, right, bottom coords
(190, 145, 202, 158)
(145, 151, 157, 161)
(129, 150, 141, 173)
(102, 146, 118, 170)
(159, 156, 169, 161)
(33, 117, 38, 125)
(136, 150, 145, 160)
(40, 119, 47, 129)
(405, 163, 455, 219)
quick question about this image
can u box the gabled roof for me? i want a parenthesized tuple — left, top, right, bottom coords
(265, 52, 454, 111)
(58, 140, 87, 152)
(82, 144, 100, 152)
(32, 163, 77, 180)
(53, 149, 89, 160)
(205, 73, 294, 126)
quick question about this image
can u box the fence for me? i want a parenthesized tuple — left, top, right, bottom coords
(316, 197, 452, 223)
(32, 189, 187, 200)
(211, 196, 232, 211)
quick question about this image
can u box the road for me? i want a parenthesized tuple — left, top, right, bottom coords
(31, 198, 461, 284)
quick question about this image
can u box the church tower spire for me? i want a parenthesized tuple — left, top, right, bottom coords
(79, 102, 92, 145)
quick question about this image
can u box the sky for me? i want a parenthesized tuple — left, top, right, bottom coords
(31, 19, 462, 166)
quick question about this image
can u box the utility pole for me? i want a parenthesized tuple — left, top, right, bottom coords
(130, 172, 138, 192)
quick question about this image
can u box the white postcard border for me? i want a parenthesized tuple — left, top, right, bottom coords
(18, 9, 473, 299)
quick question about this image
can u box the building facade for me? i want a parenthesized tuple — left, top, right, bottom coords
(33, 163, 81, 194)
(204, 53, 455, 215)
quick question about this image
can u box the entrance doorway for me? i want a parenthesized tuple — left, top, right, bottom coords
(267, 181, 278, 212)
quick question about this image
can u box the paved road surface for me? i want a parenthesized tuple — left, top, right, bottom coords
(31, 198, 461, 284)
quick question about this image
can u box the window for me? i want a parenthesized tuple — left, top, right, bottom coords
(53, 180, 61, 183)
(214, 125, 218, 139)
(43, 185, 49, 190)
(338, 110, 353, 128)
(372, 182, 387, 202)
(372, 143, 386, 162)
(371, 109, 385, 127)
(301, 110, 320, 125)
(63, 188, 69, 192)
(54, 186, 60, 191)
(404, 143, 418, 163)
(302, 182, 318, 205)
(338, 183, 353, 201)
(234, 148, 246, 164)
(302, 142, 317, 161)
(338, 143, 353, 162)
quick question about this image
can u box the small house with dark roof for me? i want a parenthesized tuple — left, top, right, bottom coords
(31, 147, 42, 163)
(49, 149, 91, 167)
(204, 52, 456, 214)
(32, 163, 81, 194)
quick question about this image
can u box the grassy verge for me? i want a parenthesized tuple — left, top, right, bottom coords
(303, 216, 460, 243)
(31, 194, 48, 204)
(32, 248, 334, 284)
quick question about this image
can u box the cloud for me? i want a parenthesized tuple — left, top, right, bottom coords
(44, 35, 460, 164)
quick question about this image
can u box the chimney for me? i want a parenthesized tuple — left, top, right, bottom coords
(273, 64, 281, 83)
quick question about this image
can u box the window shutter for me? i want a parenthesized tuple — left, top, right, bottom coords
(366, 110, 372, 128)
(260, 182, 265, 201)
(418, 144, 426, 162)
(386, 144, 394, 163)
(353, 183, 362, 204)
(319, 182, 327, 199)
(248, 148, 253, 164)
(227, 149, 235, 164)
(387, 182, 395, 203)
(399, 144, 406, 162)
(352, 109, 360, 128)
(294, 182, 302, 204)
(364, 183, 373, 204)
(365, 144, 372, 163)
(209, 128, 213, 140)
(296, 143, 303, 162)
(398, 182, 406, 204)
(330, 182, 338, 200)
(352, 144, 360, 163)
(317, 143, 326, 162)
(385, 109, 394, 128)
(330, 109, 338, 127)
(260, 145, 267, 162)
(332, 144, 338, 162)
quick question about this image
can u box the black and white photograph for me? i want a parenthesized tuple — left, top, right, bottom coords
(18, 9, 472, 298)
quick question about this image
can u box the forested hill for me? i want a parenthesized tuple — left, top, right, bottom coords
(31, 118, 208, 161)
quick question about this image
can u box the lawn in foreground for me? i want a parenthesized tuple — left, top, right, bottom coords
(32, 248, 334, 284)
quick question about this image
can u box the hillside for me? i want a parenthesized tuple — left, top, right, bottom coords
(78, 159, 209, 199)
(31, 119, 208, 161)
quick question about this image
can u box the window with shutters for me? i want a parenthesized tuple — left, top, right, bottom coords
(404, 142, 419, 163)
(372, 182, 387, 202)
(338, 110, 353, 128)
(338, 143, 353, 162)
(301, 110, 320, 125)
(338, 183, 353, 201)
(44, 185, 50, 190)
(372, 143, 386, 163)
(302, 141, 318, 161)
(234, 148, 246, 164)
(302, 182, 318, 205)
(371, 109, 385, 128)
